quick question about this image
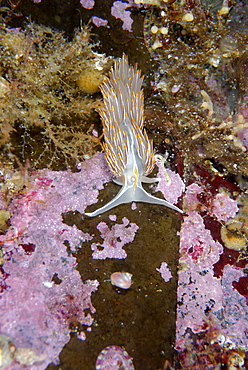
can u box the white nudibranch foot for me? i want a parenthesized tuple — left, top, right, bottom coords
(84, 177, 183, 217)
(84, 55, 183, 217)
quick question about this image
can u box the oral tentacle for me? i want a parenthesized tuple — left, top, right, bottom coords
(84, 182, 183, 217)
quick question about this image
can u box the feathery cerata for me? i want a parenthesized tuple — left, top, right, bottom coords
(85, 55, 183, 217)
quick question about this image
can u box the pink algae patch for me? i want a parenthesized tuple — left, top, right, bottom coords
(156, 262, 172, 283)
(155, 161, 185, 205)
(95, 345, 134, 370)
(209, 192, 239, 222)
(91, 217, 139, 259)
(0, 153, 111, 369)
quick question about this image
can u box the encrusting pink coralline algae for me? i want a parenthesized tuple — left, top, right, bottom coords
(155, 157, 185, 205)
(209, 192, 239, 222)
(176, 182, 248, 366)
(0, 153, 114, 369)
(91, 217, 139, 259)
(95, 345, 134, 370)
(156, 262, 172, 283)
(176, 210, 224, 349)
(1, 148, 247, 369)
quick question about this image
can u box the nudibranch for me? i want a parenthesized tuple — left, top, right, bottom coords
(85, 55, 183, 217)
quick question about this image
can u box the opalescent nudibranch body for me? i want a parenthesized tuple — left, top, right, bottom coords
(85, 55, 183, 217)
